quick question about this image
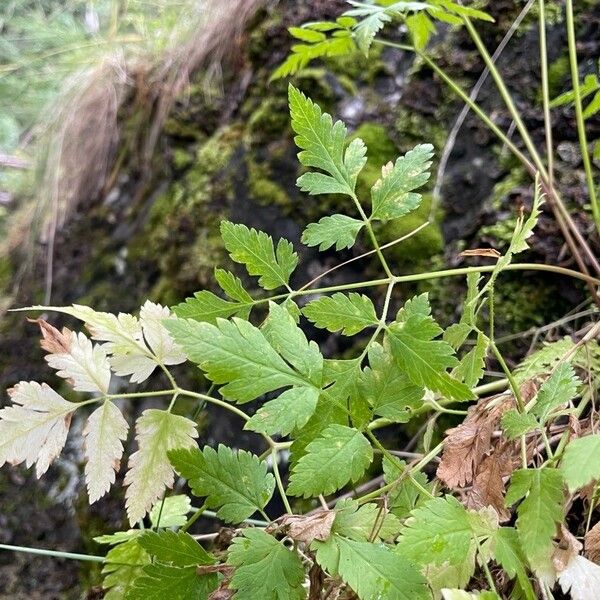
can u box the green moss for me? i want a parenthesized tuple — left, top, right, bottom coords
(395, 106, 447, 153)
(172, 147, 194, 170)
(247, 158, 291, 209)
(246, 97, 289, 143)
(479, 165, 527, 246)
(379, 194, 443, 265)
(547, 55, 570, 98)
(324, 46, 387, 84)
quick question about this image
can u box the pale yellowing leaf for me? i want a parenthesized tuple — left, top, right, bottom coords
(139, 301, 186, 365)
(33, 319, 111, 394)
(558, 554, 600, 600)
(84, 400, 129, 503)
(124, 409, 197, 525)
(0, 382, 78, 477)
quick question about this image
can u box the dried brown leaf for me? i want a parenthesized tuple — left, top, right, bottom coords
(465, 441, 517, 522)
(553, 525, 583, 572)
(585, 522, 600, 565)
(437, 396, 512, 488)
(276, 510, 336, 544)
(30, 318, 72, 354)
(460, 248, 501, 259)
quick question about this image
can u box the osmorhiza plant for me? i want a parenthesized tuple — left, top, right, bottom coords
(2, 86, 600, 599)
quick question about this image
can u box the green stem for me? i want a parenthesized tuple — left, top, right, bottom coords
(538, 0, 554, 187)
(352, 193, 394, 279)
(565, 0, 600, 233)
(475, 536, 499, 595)
(181, 502, 207, 533)
(271, 447, 293, 515)
(490, 341, 524, 412)
(0, 543, 105, 563)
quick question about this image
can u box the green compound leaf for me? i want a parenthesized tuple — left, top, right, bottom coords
(531, 362, 579, 423)
(360, 341, 424, 422)
(302, 214, 364, 251)
(302, 292, 378, 336)
(262, 301, 323, 386)
(289, 84, 366, 197)
(102, 539, 150, 600)
(165, 317, 310, 403)
(370, 143, 434, 222)
(314, 534, 429, 600)
(214, 268, 253, 304)
(169, 445, 275, 524)
(505, 468, 565, 576)
(493, 527, 536, 600)
(287, 424, 373, 498)
(173, 290, 250, 324)
(452, 332, 489, 388)
(245, 386, 319, 437)
(388, 310, 473, 401)
(126, 563, 217, 600)
(220, 221, 297, 291)
(149, 495, 191, 529)
(227, 529, 306, 600)
(396, 496, 474, 566)
(137, 530, 215, 567)
(560, 434, 600, 493)
(500, 409, 538, 440)
(332, 498, 401, 541)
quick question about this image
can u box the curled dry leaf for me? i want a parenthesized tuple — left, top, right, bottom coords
(585, 521, 600, 564)
(553, 524, 583, 573)
(460, 248, 501, 259)
(272, 509, 336, 544)
(437, 395, 513, 489)
(465, 441, 518, 522)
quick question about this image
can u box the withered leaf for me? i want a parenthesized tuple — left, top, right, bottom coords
(585, 521, 600, 565)
(276, 510, 336, 544)
(460, 248, 501, 259)
(437, 395, 512, 489)
(553, 524, 583, 572)
(30, 318, 72, 354)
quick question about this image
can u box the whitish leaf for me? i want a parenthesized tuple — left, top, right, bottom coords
(396, 496, 475, 566)
(500, 409, 538, 440)
(0, 382, 78, 477)
(262, 301, 323, 385)
(33, 319, 111, 393)
(287, 424, 373, 497)
(360, 341, 424, 422)
(102, 539, 150, 600)
(139, 301, 186, 366)
(332, 498, 401, 541)
(165, 317, 310, 402)
(388, 310, 473, 401)
(531, 362, 579, 423)
(302, 214, 364, 251)
(289, 84, 366, 197)
(138, 530, 215, 566)
(149, 495, 191, 528)
(169, 445, 275, 523)
(220, 221, 297, 290)
(126, 563, 218, 600)
(302, 292, 378, 336)
(505, 467, 565, 575)
(453, 332, 488, 388)
(124, 410, 197, 525)
(370, 144, 434, 222)
(560, 434, 600, 493)
(558, 554, 600, 600)
(314, 534, 429, 600)
(84, 400, 129, 503)
(227, 529, 306, 600)
(245, 386, 320, 436)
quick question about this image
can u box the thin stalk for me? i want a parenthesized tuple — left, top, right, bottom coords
(181, 502, 207, 533)
(490, 342, 524, 412)
(352, 193, 394, 279)
(0, 543, 105, 563)
(538, 0, 554, 187)
(565, 0, 600, 233)
(271, 447, 293, 515)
